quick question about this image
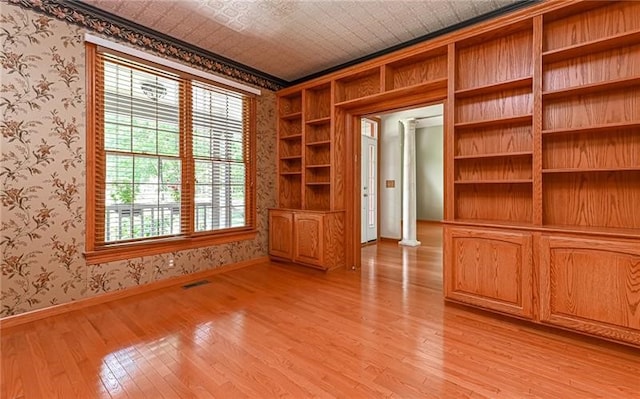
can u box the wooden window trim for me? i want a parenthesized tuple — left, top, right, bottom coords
(84, 42, 257, 265)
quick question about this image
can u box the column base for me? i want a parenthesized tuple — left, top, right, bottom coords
(398, 239, 421, 247)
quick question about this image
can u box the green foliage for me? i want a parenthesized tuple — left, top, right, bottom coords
(111, 184, 135, 204)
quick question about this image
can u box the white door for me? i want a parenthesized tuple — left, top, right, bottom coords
(361, 119, 378, 243)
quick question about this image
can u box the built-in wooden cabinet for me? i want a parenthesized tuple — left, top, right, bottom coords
(269, 209, 345, 270)
(274, 0, 640, 346)
(539, 235, 640, 346)
(273, 81, 345, 270)
(444, 227, 533, 319)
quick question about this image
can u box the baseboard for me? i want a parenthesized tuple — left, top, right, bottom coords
(0, 256, 269, 330)
(417, 220, 443, 225)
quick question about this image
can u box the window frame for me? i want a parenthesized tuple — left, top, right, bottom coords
(85, 43, 257, 265)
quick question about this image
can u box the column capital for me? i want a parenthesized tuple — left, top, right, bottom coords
(400, 118, 417, 130)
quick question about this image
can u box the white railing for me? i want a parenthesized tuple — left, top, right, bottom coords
(105, 202, 229, 241)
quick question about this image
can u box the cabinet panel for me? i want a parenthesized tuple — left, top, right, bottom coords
(294, 213, 324, 267)
(539, 236, 640, 346)
(444, 227, 533, 319)
(268, 210, 293, 259)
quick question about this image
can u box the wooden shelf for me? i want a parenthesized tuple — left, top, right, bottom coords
(384, 47, 447, 91)
(455, 76, 532, 99)
(306, 164, 330, 169)
(454, 179, 533, 185)
(543, 167, 640, 174)
(306, 140, 331, 147)
(306, 182, 330, 186)
(539, 224, 640, 239)
(455, 114, 532, 129)
(280, 171, 302, 176)
(280, 155, 302, 160)
(448, 219, 536, 230)
(542, 28, 640, 64)
(305, 83, 331, 121)
(306, 116, 331, 125)
(454, 151, 532, 160)
(280, 111, 302, 120)
(334, 78, 447, 108)
(445, 219, 640, 240)
(542, 121, 640, 136)
(543, 76, 640, 101)
(280, 134, 302, 141)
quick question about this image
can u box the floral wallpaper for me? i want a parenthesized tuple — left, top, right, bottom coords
(0, 3, 277, 317)
(7, 0, 284, 91)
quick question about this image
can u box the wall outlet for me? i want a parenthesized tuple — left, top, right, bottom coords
(168, 258, 175, 268)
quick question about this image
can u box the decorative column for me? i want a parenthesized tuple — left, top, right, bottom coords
(399, 118, 421, 247)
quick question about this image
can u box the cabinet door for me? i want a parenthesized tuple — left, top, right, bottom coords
(540, 236, 640, 346)
(293, 213, 324, 268)
(269, 210, 293, 260)
(444, 227, 534, 319)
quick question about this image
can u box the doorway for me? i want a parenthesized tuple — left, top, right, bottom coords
(337, 86, 447, 270)
(360, 118, 378, 244)
(360, 104, 444, 247)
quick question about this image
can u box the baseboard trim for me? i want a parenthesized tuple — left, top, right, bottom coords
(0, 256, 269, 330)
(417, 220, 444, 225)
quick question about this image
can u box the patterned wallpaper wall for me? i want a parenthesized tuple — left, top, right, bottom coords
(0, 3, 277, 317)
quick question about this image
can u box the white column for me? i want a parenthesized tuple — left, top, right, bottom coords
(399, 118, 421, 247)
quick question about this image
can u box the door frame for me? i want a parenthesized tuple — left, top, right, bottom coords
(338, 92, 448, 270)
(360, 117, 380, 244)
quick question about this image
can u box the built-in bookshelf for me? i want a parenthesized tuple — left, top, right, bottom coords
(277, 92, 303, 209)
(453, 20, 534, 224)
(541, 1, 640, 231)
(304, 83, 332, 211)
(272, 0, 640, 347)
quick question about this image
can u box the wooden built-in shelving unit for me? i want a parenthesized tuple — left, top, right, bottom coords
(541, 1, 640, 234)
(277, 92, 303, 210)
(452, 20, 534, 225)
(273, 0, 640, 347)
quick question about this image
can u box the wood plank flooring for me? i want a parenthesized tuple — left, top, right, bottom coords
(1, 224, 639, 398)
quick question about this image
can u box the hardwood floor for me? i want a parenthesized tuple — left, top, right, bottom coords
(1, 223, 639, 398)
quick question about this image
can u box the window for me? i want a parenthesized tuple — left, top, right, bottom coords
(86, 43, 256, 264)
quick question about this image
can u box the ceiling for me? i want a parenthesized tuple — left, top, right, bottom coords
(81, 0, 522, 83)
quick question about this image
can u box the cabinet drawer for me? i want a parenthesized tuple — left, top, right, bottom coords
(444, 227, 534, 319)
(539, 236, 640, 346)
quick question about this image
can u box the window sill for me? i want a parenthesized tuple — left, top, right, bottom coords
(84, 229, 258, 265)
